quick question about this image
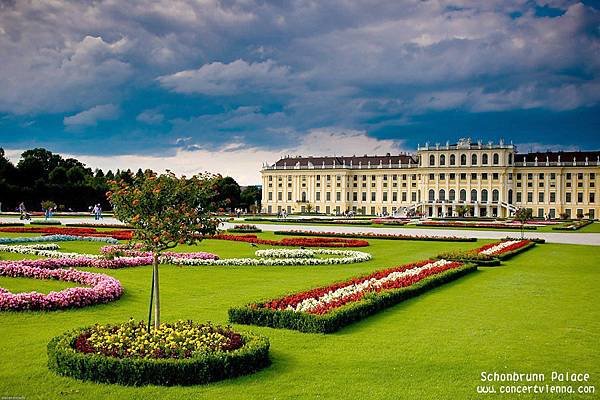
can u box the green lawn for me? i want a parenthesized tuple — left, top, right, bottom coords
(0, 233, 598, 399)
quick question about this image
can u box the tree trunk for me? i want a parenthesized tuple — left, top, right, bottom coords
(152, 252, 160, 329)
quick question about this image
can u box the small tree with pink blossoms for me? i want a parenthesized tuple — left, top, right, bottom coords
(107, 171, 222, 330)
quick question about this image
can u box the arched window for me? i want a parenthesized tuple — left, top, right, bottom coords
(482, 154, 489, 165)
(449, 189, 456, 201)
(460, 154, 467, 165)
(439, 189, 446, 201)
(493, 153, 499, 165)
(492, 189, 499, 202)
(471, 154, 478, 165)
(440, 154, 446, 166)
(471, 189, 478, 202)
(428, 189, 435, 201)
(429, 155, 435, 166)
(481, 189, 488, 202)
(508, 153, 513, 165)
(508, 189, 513, 204)
(450, 154, 456, 165)
(460, 189, 467, 201)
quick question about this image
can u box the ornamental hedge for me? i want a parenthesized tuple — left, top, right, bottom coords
(47, 328, 270, 386)
(229, 263, 477, 333)
(30, 219, 62, 225)
(273, 230, 477, 242)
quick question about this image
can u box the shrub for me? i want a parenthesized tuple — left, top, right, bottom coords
(48, 326, 270, 386)
(30, 219, 62, 225)
(227, 224, 262, 233)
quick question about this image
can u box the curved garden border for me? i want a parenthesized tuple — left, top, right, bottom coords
(0, 264, 123, 311)
(47, 328, 270, 386)
(273, 230, 477, 242)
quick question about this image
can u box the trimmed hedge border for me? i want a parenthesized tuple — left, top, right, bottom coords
(48, 327, 270, 386)
(229, 263, 477, 333)
(0, 222, 25, 227)
(30, 220, 62, 225)
(227, 228, 263, 233)
(273, 230, 477, 242)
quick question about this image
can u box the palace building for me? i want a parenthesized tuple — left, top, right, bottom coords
(260, 138, 600, 219)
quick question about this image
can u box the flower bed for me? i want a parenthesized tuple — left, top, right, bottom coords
(227, 224, 262, 233)
(245, 217, 372, 225)
(1, 256, 153, 270)
(418, 221, 538, 230)
(552, 219, 594, 231)
(211, 234, 369, 247)
(0, 264, 123, 310)
(371, 218, 409, 225)
(437, 240, 535, 265)
(48, 322, 270, 386)
(0, 243, 101, 259)
(272, 230, 477, 242)
(0, 234, 119, 245)
(0, 226, 133, 240)
(229, 260, 476, 333)
(168, 248, 372, 266)
(99, 244, 219, 261)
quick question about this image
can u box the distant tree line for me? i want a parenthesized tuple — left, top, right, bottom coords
(0, 147, 261, 213)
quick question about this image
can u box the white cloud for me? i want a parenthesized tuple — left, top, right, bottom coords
(158, 59, 291, 95)
(63, 104, 120, 128)
(3, 129, 407, 185)
(136, 109, 164, 124)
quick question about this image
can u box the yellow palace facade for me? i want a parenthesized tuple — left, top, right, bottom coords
(260, 139, 599, 219)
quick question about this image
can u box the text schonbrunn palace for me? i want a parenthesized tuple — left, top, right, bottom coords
(260, 138, 599, 219)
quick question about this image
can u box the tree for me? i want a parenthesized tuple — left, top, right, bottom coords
(66, 166, 86, 183)
(215, 176, 241, 210)
(515, 207, 533, 239)
(456, 205, 472, 218)
(49, 166, 68, 184)
(240, 185, 261, 210)
(107, 171, 222, 330)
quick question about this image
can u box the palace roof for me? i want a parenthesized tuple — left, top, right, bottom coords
(516, 151, 600, 163)
(273, 154, 417, 167)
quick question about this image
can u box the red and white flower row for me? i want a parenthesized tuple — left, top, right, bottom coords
(261, 259, 461, 315)
(476, 240, 531, 256)
(0, 264, 123, 311)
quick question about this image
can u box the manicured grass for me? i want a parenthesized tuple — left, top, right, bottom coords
(0, 276, 82, 294)
(0, 233, 598, 399)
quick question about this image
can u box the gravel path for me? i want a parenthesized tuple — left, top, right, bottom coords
(2, 216, 599, 246)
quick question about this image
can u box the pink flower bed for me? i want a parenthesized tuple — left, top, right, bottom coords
(0, 264, 123, 311)
(99, 244, 219, 260)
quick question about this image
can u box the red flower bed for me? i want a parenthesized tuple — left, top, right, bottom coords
(210, 234, 368, 247)
(0, 227, 133, 240)
(474, 240, 532, 255)
(260, 259, 461, 314)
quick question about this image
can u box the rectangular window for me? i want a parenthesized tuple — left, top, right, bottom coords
(550, 173, 556, 180)
(393, 192, 398, 202)
(590, 173, 596, 180)
(401, 192, 406, 201)
(578, 173, 583, 180)
(538, 192, 544, 203)
(471, 173, 477, 180)
(550, 192, 556, 203)
(353, 192, 357, 201)
(566, 193, 572, 203)
(278, 192, 282, 201)
(316, 175, 320, 181)
(516, 192, 522, 202)
(590, 193, 595, 203)
(439, 173, 445, 180)
(538, 208, 544, 218)
(336, 192, 341, 201)
(371, 192, 376, 202)
(578, 192, 583, 202)
(429, 173, 435, 180)
(450, 173, 456, 180)
(527, 192, 533, 202)
(362, 192, 366, 201)
(316, 192, 321, 201)
(493, 173, 499, 180)
(516, 173, 522, 180)
(566, 173, 571, 180)
(527, 173, 533, 180)
(383, 192, 388, 201)
(539, 173, 544, 180)
(370, 206, 375, 215)
(268, 192, 273, 201)
(326, 192, 331, 201)
(288, 192, 292, 201)
(411, 192, 417, 202)
(460, 173, 467, 180)
(383, 175, 387, 181)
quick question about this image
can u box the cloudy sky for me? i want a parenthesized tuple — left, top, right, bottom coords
(0, 0, 599, 184)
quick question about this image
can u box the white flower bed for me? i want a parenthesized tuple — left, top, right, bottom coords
(254, 249, 315, 258)
(290, 259, 453, 313)
(0, 244, 101, 259)
(169, 248, 372, 266)
(479, 240, 521, 255)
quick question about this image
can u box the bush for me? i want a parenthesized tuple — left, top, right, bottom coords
(48, 326, 270, 386)
(227, 224, 262, 233)
(30, 219, 62, 225)
(229, 264, 477, 333)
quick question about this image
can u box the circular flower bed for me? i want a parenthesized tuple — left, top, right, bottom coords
(0, 264, 123, 311)
(48, 320, 270, 386)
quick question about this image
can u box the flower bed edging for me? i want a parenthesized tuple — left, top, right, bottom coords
(48, 327, 270, 386)
(229, 263, 477, 333)
(272, 230, 477, 242)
